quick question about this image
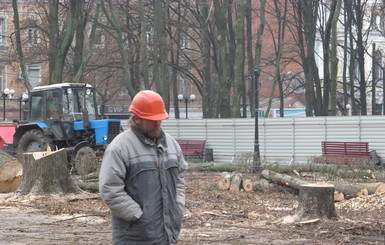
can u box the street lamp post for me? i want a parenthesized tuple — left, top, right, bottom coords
(253, 67, 261, 170)
(346, 104, 351, 116)
(20, 93, 29, 121)
(2, 88, 15, 121)
(178, 94, 196, 119)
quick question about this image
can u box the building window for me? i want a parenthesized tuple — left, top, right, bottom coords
(180, 30, 190, 50)
(375, 13, 385, 31)
(145, 25, 153, 48)
(374, 51, 383, 82)
(27, 28, 41, 45)
(27, 66, 41, 88)
(0, 65, 5, 90)
(352, 49, 360, 80)
(94, 28, 105, 48)
(0, 18, 6, 45)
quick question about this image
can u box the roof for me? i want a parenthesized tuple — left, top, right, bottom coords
(31, 83, 93, 92)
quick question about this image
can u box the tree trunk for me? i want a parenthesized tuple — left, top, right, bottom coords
(197, 0, 213, 118)
(213, 0, 232, 118)
(0, 151, 22, 193)
(18, 148, 78, 195)
(232, 0, 246, 118)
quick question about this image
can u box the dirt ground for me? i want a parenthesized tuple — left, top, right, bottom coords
(0, 171, 385, 245)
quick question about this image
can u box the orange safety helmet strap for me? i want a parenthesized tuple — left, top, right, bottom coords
(128, 90, 169, 120)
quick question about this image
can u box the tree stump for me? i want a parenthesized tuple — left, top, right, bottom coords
(0, 151, 22, 193)
(18, 148, 78, 195)
(283, 183, 337, 224)
(296, 183, 337, 220)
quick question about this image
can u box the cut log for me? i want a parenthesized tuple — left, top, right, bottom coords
(18, 148, 78, 195)
(347, 182, 385, 194)
(261, 169, 311, 190)
(217, 172, 232, 190)
(262, 163, 381, 179)
(261, 169, 378, 199)
(330, 183, 369, 199)
(0, 151, 22, 193)
(229, 172, 242, 192)
(329, 181, 385, 197)
(243, 178, 277, 192)
(73, 179, 99, 193)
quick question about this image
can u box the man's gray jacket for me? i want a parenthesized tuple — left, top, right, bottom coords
(99, 127, 188, 245)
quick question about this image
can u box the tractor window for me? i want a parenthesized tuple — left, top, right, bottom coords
(63, 87, 97, 121)
(30, 95, 45, 121)
(46, 90, 61, 120)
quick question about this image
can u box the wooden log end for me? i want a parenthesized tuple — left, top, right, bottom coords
(375, 183, 385, 194)
(242, 179, 253, 192)
(356, 188, 368, 196)
(334, 191, 345, 202)
(218, 178, 231, 190)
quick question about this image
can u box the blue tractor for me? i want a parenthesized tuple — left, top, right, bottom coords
(12, 83, 121, 173)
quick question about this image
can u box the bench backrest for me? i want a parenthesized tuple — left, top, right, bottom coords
(176, 139, 206, 155)
(321, 141, 369, 156)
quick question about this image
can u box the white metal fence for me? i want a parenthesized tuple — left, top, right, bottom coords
(159, 116, 385, 164)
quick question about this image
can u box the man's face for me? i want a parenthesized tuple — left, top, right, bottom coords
(134, 116, 162, 139)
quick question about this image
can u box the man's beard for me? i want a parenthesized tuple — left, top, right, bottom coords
(137, 123, 161, 139)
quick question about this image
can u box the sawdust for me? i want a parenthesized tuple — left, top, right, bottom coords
(336, 191, 385, 210)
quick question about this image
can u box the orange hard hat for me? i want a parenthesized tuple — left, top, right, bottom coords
(128, 90, 168, 120)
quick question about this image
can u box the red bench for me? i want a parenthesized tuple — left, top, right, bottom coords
(314, 141, 370, 165)
(176, 139, 206, 161)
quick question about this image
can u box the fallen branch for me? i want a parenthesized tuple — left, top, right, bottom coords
(203, 211, 247, 218)
(53, 214, 105, 222)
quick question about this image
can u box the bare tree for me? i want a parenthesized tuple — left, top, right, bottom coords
(264, 0, 288, 118)
(291, 0, 321, 116)
(100, 0, 135, 97)
(232, 0, 247, 118)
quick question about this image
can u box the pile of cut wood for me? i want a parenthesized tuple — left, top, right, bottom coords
(217, 169, 385, 202)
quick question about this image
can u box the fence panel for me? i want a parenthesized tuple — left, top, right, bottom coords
(156, 116, 385, 164)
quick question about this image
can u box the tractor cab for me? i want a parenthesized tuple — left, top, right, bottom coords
(28, 83, 97, 123)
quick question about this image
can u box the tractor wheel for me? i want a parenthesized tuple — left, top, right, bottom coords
(17, 129, 53, 159)
(74, 146, 98, 176)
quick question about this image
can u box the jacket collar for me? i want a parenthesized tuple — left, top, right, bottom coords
(131, 126, 167, 149)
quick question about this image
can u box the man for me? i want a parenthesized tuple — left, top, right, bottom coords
(99, 90, 188, 245)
